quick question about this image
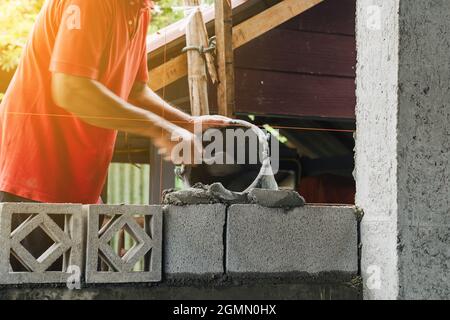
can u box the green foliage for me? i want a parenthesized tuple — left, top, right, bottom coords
(150, 0, 185, 33)
(0, 0, 44, 72)
(0, 0, 214, 71)
(0, 0, 214, 97)
(150, 0, 214, 33)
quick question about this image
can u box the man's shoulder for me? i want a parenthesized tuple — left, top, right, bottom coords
(49, 0, 117, 18)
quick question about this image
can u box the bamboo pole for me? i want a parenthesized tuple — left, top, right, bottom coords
(215, 0, 235, 117)
(184, 0, 213, 116)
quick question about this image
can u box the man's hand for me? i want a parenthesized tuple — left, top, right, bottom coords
(154, 115, 237, 164)
(153, 126, 202, 164)
(191, 115, 236, 132)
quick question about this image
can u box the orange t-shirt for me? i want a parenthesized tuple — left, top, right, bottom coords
(0, 0, 151, 204)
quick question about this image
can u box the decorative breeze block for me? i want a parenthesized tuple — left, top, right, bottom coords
(85, 205, 162, 283)
(0, 203, 83, 284)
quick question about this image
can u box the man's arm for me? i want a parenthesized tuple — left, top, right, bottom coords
(128, 81, 234, 133)
(128, 81, 195, 132)
(51, 73, 193, 159)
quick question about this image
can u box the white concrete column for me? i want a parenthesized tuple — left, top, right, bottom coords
(356, 0, 450, 299)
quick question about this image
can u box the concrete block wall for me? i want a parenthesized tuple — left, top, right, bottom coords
(164, 204, 358, 280)
(0, 202, 359, 288)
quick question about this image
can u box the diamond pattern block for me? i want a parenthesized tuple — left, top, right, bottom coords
(0, 203, 83, 284)
(85, 205, 162, 283)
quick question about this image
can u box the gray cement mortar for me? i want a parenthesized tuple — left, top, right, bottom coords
(163, 184, 305, 208)
(0, 276, 361, 300)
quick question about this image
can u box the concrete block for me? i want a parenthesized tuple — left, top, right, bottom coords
(164, 204, 226, 276)
(0, 203, 83, 284)
(85, 205, 162, 283)
(226, 205, 358, 275)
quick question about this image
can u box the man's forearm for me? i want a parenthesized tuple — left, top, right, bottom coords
(128, 82, 195, 132)
(51, 73, 182, 140)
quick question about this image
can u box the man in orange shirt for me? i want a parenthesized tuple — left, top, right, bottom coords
(0, 0, 228, 205)
(0, 0, 230, 259)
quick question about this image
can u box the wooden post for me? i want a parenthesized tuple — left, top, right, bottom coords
(184, 0, 214, 116)
(215, 0, 235, 117)
(149, 143, 175, 204)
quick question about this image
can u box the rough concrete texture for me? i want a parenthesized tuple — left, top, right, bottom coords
(163, 184, 304, 208)
(0, 278, 361, 300)
(396, 0, 450, 300)
(355, 0, 400, 300)
(356, 0, 450, 299)
(162, 183, 233, 205)
(163, 204, 226, 276)
(0, 203, 83, 284)
(247, 188, 305, 208)
(85, 205, 162, 284)
(226, 205, 358, 275)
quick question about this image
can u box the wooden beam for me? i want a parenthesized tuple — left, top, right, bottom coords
(232, 0, 323, 48)
(215, 0, 235, 117)
(184, 0, 210, 116)
(148, 0, 324, 91)
(148, 55, 187, 92)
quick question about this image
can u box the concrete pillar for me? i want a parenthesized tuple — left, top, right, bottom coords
(356, 0, 450, 299)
